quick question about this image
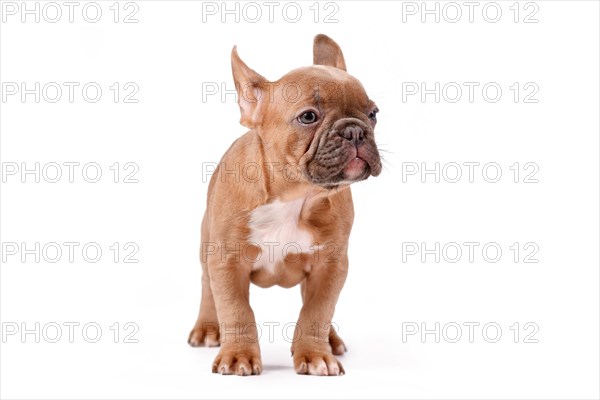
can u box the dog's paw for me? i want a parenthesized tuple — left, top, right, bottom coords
(293, 346, 345, 376)
(329, 329, 347, 356)
(212, 345, 262, 376)
(188, 321, 220, 347)
(292, 330, 347, 357)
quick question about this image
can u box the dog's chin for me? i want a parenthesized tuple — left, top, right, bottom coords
(342, 157, 371, 182)
(306, 158, 372, 190)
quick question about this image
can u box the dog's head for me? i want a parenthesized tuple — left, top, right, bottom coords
(232, 34, 382, 188)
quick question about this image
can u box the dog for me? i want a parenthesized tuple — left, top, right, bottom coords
(188, 34, 382, 376)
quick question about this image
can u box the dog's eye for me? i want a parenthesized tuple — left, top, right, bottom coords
(368, 107, 379, 121)
(298, 111, 318, 125)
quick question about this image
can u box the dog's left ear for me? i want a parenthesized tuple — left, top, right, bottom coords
(313, 34, 347, 71)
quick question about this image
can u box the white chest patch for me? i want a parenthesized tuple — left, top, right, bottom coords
(248, 198, 315, 273)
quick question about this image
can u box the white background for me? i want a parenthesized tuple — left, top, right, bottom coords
(1, 1, 599, 399)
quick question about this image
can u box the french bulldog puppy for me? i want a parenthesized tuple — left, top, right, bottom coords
(188, 34, 381, 376)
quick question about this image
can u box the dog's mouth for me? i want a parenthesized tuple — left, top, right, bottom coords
(303, 141, 381, 187)
(343, 157, 370, 181)
(299, 117, 382, 187)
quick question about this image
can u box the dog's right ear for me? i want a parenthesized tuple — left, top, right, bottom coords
(231, 46, 267, 128)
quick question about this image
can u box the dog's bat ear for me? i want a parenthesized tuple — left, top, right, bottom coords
(231, 46, 267, 128)
(313, 34, 347, 71)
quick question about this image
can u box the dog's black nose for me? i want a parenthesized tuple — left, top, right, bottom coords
(339, 125, 365, 144)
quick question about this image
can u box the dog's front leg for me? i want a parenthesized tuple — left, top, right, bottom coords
(209, 257, 262, 376)
(292, 255, 348, 376)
